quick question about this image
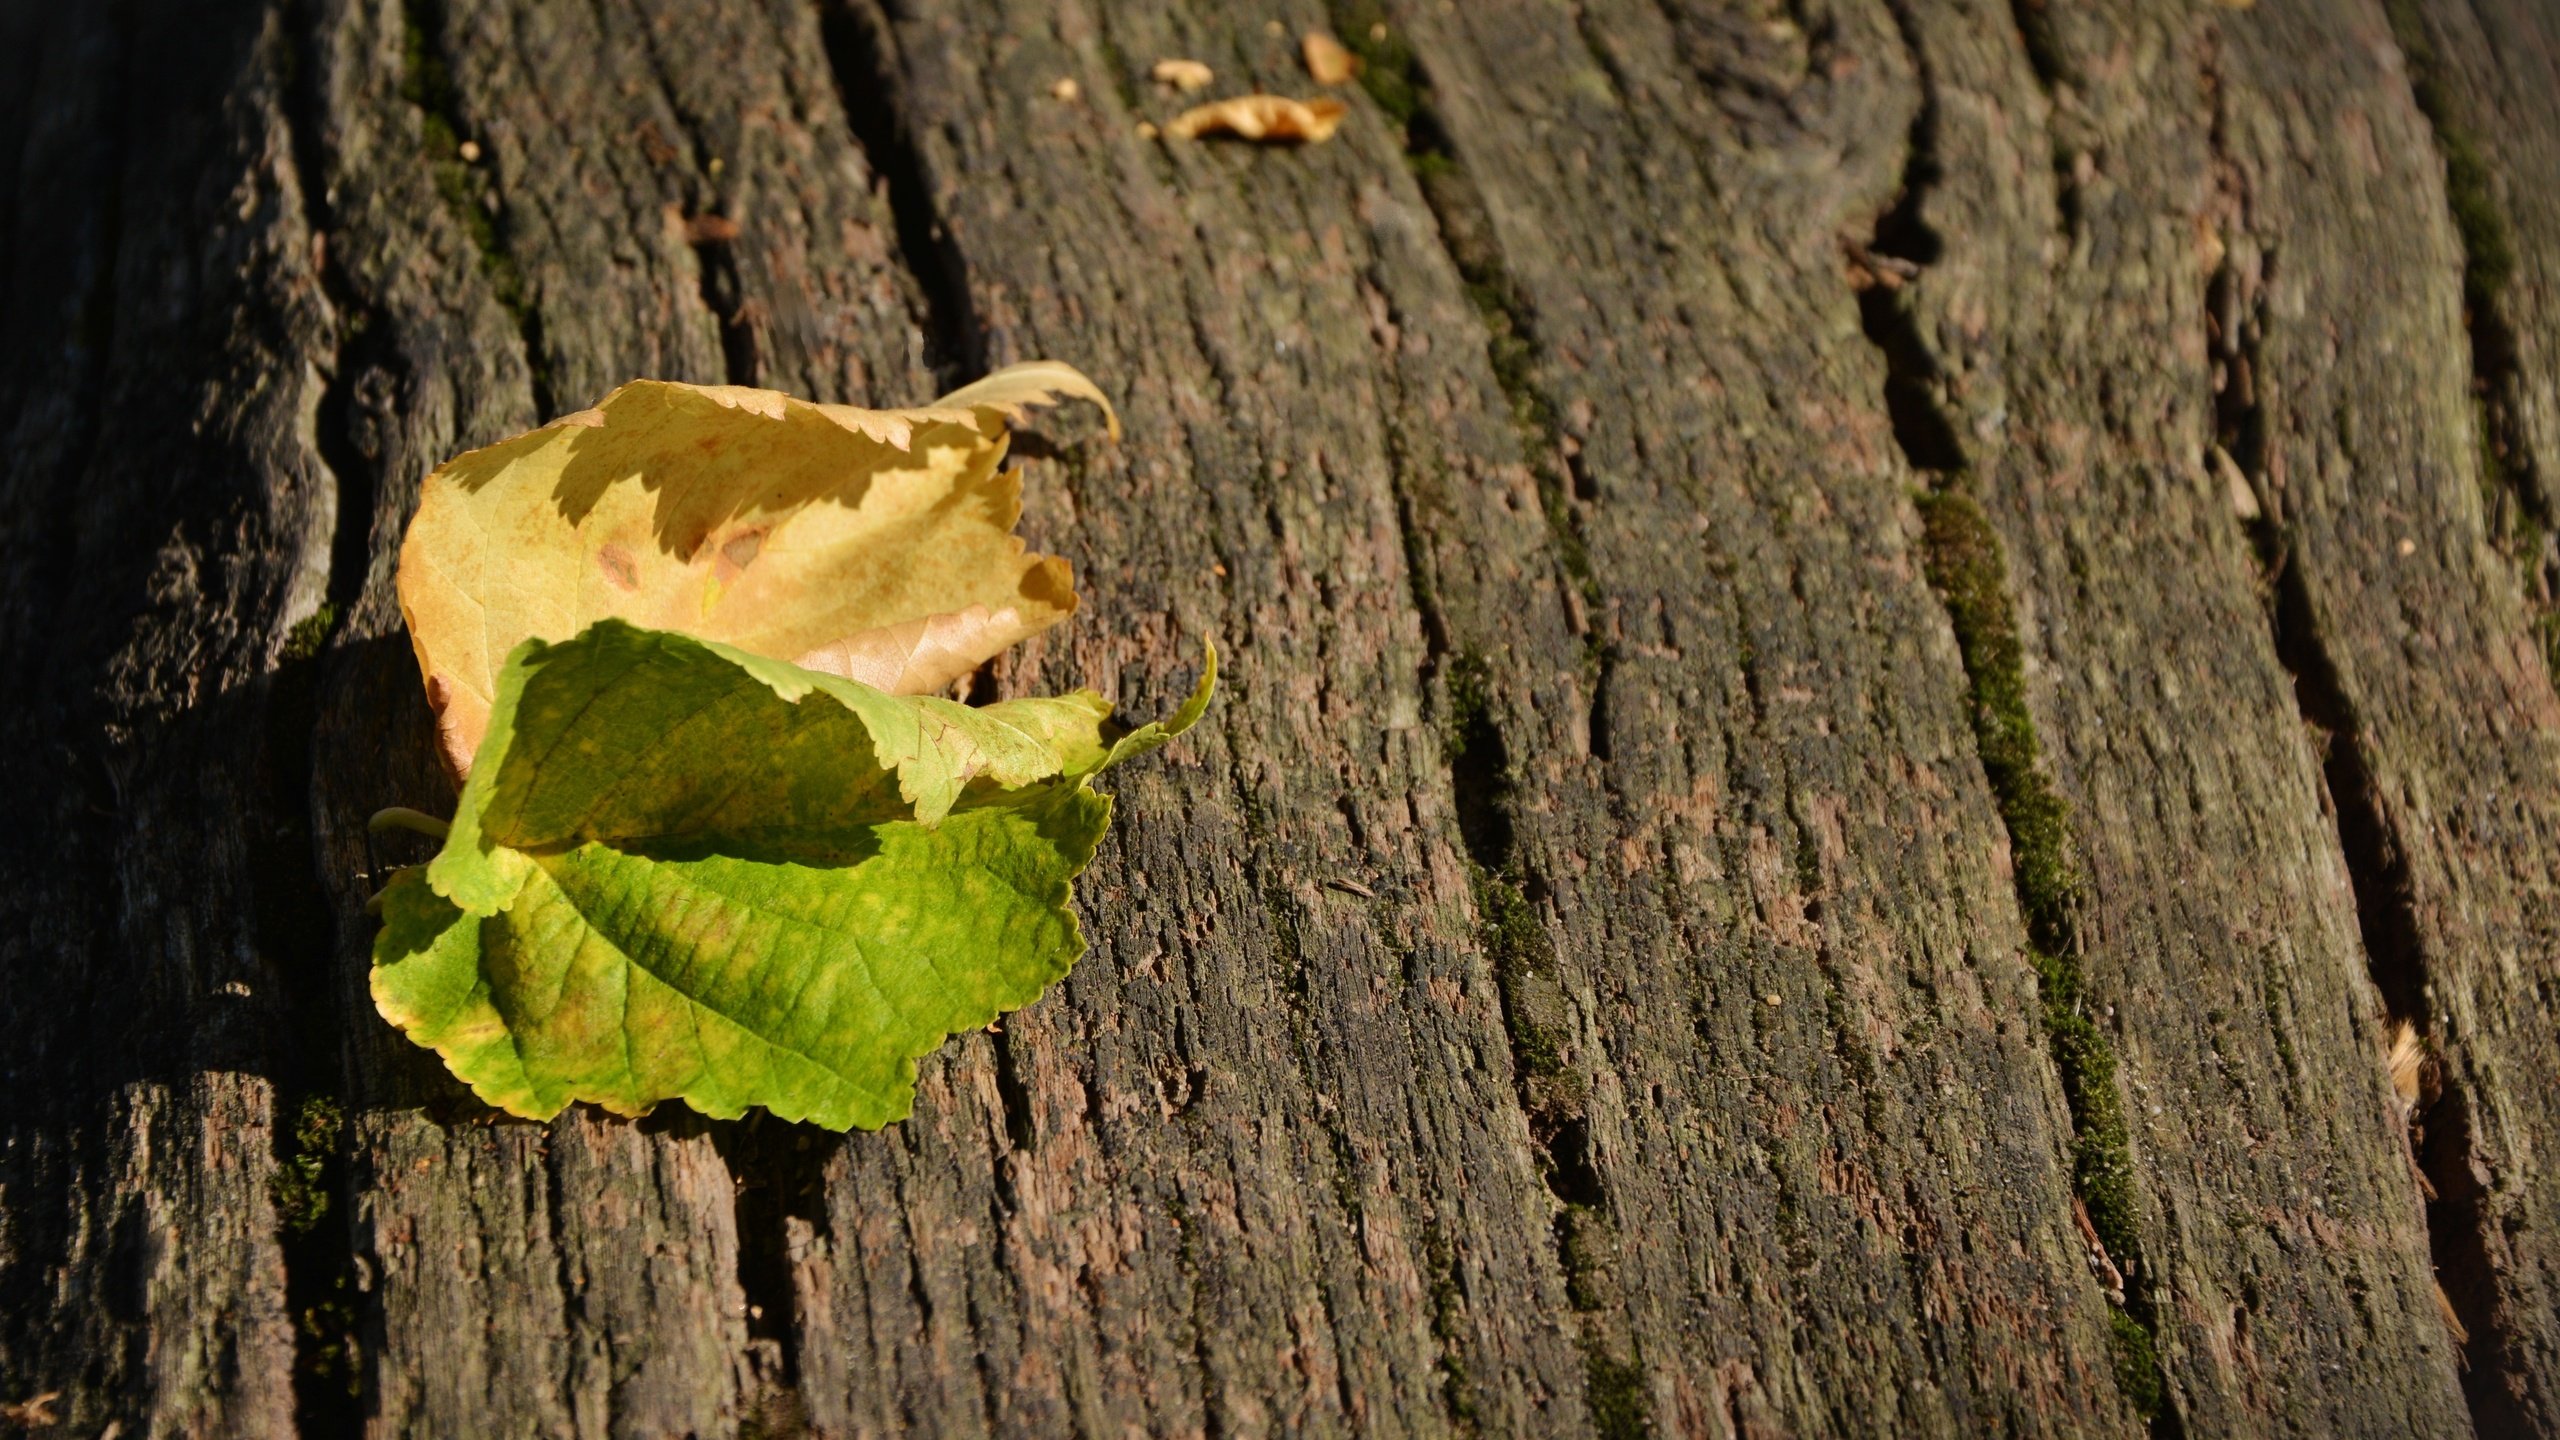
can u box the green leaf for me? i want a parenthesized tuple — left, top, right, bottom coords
(372, 618, 1213, 1130)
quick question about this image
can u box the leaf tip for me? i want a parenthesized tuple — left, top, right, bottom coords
(1174, 637, 1218, 734)
(935, 360, 1120, 444)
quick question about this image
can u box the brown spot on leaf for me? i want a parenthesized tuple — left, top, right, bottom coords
(597, 543, 641, 591)
(718, 529, 765, 581)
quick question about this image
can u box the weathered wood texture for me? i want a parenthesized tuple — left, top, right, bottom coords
(1, 0, 2555, 1436)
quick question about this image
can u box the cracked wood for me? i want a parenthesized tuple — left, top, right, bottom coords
(2, 0, 2557, 1436)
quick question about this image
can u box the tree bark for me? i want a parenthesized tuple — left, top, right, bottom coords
(1, 0, 2555, 1435)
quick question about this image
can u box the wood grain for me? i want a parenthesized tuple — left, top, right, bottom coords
(1, 0, 2553, 1435)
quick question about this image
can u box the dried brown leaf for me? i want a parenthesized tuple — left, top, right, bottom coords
(397, 363, 1114, 780)
(1302, 32, 1360, 85)
(1164, 95, 1349, 145)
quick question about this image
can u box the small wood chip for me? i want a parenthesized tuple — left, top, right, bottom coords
(1165, 95, 1349, 145)
(1152, 58, 1214, 92)
(1051, 77, 1081, 102)
(458, 139, 482, 163)
(1303, 31, 1360, 85)
(2436, 1279, 2470, 1344)
(684, 213, 742, 245)
(0, 1392, 61, 1427)
(1840, 240, 1919, 293)
(2385, 1020, 2429, 1107)
(2070, 1195, 2129, 1304)
(1324, 875, 1376, 898)
(2212, 443, 2258, 520)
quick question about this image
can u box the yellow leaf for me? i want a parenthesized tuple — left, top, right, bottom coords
(1165, 95, 1349, 145)
(397, 363, 1115, 781)
(793, 606, 1036, 693)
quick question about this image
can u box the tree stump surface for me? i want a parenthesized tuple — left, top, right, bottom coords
(2, 1, 2557, 1435)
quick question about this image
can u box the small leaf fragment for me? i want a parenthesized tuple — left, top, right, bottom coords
(1165, 95, 1349, 145)
(1151, 57, 1215, 92)
(1302, 32, 1360, 85)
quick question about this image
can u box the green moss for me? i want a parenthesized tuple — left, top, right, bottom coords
(1476, 867, 1568, 1082)
(1427, 196, 1598, 647)
(2050, 999, 2137, 1261)
(401, 2, 537, 337)
(281, 604, 338, 665)
(1790, 813, 1823, 910)
(1094, 35, 1140, 114)
(2383, 0, 2514, 312)
(1917, 485, 2169, 1418)
(1442, 664, 1592, 1236)
(271, 1094, 344, 1236)
(1423, 1227, 1483, 1433)
(1327, 0, 1601, 669)
(1916, 491, 2078, 951)
(2511, 508, 2547, 581)
(1405, 150, 1456, 182)
(1557, 1203, 1615, 1312)
(297, 1285, 363, 1399)
(1768, 1173, 1814, 1276)
(1328, 0, 1422, 127)
(2108, 1310, 2166, 1421)
(1441, 654, 1493, 764)
(2442, 130, 2516, 312)
(1441, 653, 1581, 1097)
(1581, 1340, 1652, 1440)
(2383, 3, 2560, 769)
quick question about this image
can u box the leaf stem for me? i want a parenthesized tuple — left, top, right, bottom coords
(369, 807, 452, 841)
